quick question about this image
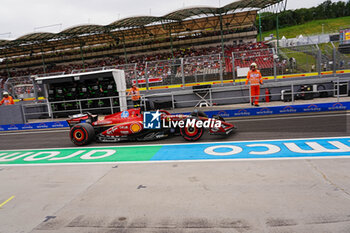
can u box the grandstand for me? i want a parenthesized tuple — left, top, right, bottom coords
(0, 1, 282, 70)
(0, 0, 285, 104)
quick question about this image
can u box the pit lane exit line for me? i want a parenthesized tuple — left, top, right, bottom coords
(1, 136, 350, 166)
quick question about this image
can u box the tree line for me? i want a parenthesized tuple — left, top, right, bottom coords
(259, 0, 350, 32)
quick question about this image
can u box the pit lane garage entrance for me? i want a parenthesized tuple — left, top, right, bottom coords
(35, 69, 127, 117)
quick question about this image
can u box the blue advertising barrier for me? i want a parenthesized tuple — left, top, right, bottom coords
(0, 121, 69, 132)
(0, 102, 348, 132)
(198, 102, 349, 118)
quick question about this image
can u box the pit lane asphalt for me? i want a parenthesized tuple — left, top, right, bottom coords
(0, 111, 348, 150)
(1, 112, 350, 233)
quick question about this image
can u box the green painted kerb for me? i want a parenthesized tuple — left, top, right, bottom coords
(0, 146, 162, 164)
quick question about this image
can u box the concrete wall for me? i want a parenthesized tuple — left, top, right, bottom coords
(0, 104, 25, 125)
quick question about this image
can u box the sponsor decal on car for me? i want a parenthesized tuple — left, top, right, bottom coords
(130, 123, 142, 133)
(106, 125, 119, 135)
(93, 121, 113, 126)
(119, 125, 129, 130)
(121, 111, 129, 118)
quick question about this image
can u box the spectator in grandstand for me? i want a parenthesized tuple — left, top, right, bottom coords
(245, 63, 263, 107)
(0, 91, 15, 106)
(127, 84, 140, 108)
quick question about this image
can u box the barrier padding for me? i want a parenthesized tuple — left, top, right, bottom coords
(0, 102, 348, 132)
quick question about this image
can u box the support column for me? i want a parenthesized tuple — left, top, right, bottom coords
(181, 58, 185, 89)
(169, 28, 174, 59)
(145, 62, 149, 91)
(333, 47, 336, 74)
(5, 58, 11, 78)
(231, 52, 236, 85)
(219, 14, 225, 60)
(122, 35, 128, 63)
(276, 13, 279, 54)
(317, 49, 322, 77)
(258, 12, 262, 42)
(40, 46, 46, 74)
(79, 44, 85, 71)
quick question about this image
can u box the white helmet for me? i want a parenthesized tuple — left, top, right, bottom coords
(250, 63, 257, 68)
(3, 91, 8, 95)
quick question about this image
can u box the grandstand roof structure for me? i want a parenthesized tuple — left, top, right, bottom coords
(0, 0, 282, 46)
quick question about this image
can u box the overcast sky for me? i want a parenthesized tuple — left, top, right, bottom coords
(0, 0, 340, 40)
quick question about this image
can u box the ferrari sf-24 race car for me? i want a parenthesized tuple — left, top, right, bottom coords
(67, 108, 236, 146)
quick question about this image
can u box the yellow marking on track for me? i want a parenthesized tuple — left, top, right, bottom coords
(0, 196, 15, 208)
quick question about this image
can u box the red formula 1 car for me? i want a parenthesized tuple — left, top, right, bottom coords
(67, 108, 236, 146)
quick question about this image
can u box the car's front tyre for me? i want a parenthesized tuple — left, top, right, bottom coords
(180, 118, 204, 141)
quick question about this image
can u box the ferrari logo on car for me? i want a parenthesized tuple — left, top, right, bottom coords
(143, 111, 161, 129)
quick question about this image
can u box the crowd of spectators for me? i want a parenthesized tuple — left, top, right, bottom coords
(0, 27, 256, 66)
(0, 41, 274, 92)
(225, 42, 274, 73)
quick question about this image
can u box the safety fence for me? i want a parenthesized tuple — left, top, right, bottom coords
(5, 76, 346, 125)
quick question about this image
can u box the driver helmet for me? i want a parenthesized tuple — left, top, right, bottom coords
(250, 63, 257, 68)
(3, 91, 9, 96)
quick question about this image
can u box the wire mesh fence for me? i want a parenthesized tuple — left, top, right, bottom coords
(232, 48, 275, 78)
(278, 46, 318, 75)
(4, 75, 43, 99)
(145, 59, 183, 88)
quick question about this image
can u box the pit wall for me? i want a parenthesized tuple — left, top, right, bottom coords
(0, 101, 348, 132)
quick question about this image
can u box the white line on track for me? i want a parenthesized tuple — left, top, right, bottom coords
(0, 136, 349, 152)
(1, 155, 350, 167)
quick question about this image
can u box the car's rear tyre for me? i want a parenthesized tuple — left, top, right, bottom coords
(180, 118, 204, 141)
(70, 123, 95, 146)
